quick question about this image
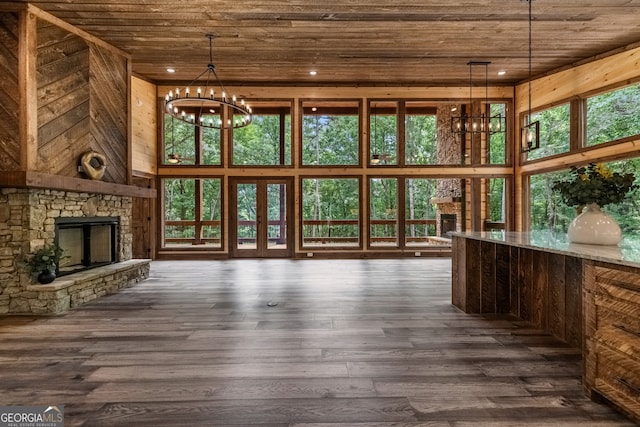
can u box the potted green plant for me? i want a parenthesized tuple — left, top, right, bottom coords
(24, 244, 67, 284)
(552, 163, 637, 245)
(552, 163, 636, 208)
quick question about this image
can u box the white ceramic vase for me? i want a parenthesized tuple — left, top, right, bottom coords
(567, 203, 621, 245)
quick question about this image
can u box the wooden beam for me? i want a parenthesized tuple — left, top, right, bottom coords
(24, 4, 130, 59)
(19, 9, 37, 171)
(0, 171, 156, 198)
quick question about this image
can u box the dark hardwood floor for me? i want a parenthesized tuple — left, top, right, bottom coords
(0, 259, 635, 426)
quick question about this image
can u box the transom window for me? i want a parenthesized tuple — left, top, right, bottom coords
(301, 100, 360, 166)
(232, 102, 292, 166)
(586, 82, 640, 146)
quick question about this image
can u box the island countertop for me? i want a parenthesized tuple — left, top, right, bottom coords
(451, 230, 640, 424)
(451, 230, 640, 268)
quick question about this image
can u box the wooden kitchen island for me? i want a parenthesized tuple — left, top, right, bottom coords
(451, 231, 640, 422)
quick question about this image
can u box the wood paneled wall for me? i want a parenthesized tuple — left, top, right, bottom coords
(515, 46, 640, 114)
(131, 76, 157, 176)
(36, 19, 90, 176)
(0, 5, 132, 188)
(88, 42, 128, 184)
(0, 12, 20, 170)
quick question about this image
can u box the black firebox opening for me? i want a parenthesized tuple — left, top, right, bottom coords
(441, 214, 457, 237)
(54, 217, 118, 276)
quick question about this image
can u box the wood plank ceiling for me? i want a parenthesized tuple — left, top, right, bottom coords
(16, 0, 640, 86)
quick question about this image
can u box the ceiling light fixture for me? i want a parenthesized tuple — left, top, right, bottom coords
(164, 33, 252, 129)
(450, 61, 505, 137)
(521, 0, 540, 152)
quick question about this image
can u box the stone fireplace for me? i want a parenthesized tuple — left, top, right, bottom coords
(429, 104, 464, 238)
(0, 188, 148, 314)
(430, 195, 463, 237)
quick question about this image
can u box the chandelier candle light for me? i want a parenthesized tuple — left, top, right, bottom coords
(164, 33, 252, 129)
(450, 61, 506, 137)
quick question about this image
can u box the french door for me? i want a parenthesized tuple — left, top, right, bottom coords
(229, 177, 293, 258)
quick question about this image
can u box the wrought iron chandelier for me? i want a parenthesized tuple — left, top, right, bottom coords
(164, 33, 252, 129)
(450, 61, 505, 136)
(521, 0, 540, 152)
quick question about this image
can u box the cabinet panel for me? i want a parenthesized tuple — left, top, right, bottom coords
(585, 261, 640, 423)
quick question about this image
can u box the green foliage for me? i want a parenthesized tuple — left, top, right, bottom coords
(526, 103, 570, 161)
(370, 114, 397, 164)
(529, 84, 640, 233)
(233, 114, 291, 165)
(164, 114, 221, 165)
(587, 83, 640, 146)
(530, 171, 574, 233)
(532, 161, 640, 234)
(202, 179, 222, 221)
(552, 163, 637, 207)
(370, 178, 398, 240)
(302, 178, 360, 242)
(488, 104, 507, 165)
(303, 115, 359, 165)
(164, 178, 195, 222)
(405, 115, 437, 164)
(488, 178, 505, 221)
(23, 244, 67, 273)
(405, 178, 438, 238)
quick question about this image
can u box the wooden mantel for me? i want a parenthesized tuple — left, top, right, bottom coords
(0, 171, 156, 198)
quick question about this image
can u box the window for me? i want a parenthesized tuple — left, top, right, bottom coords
(201, 179, 223, 246)
(301, 178, 360, 247)
(523, 103, 570, 161)
(163, 114, 221, 165)
(232, 104, 292, 165)
(162, 178, 222, 248)
(405, 103, 438, 165)
(529, 159, 640, 234)
(369, 101, 397, 165)
(302, 101, 360, 166)
(370, 178, 398, 247)
(485, 178, 506, 230)
(487, 103, 507, 164)
(404, 178, 441, 246)
(163, 178, 195, 245)
(587, 83, 640, 146)
(200, 115, 222, 165)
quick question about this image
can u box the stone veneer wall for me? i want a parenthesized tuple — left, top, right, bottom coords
(0, 188, 133, 314)
(436, 104, 463, 196)
(433, 105, 463, 236)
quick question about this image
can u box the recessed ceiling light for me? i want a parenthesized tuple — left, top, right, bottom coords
(166, 68, 176, 73)
(497, 70, 506, 76)
(309, 70, 317, 76)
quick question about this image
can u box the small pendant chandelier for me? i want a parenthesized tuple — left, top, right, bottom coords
(521, 0, 540, 152)
(164, 33, 252, 129)
(450, 61, 505, 137)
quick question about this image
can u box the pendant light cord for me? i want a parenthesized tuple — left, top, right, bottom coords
(527, 0, 532, 125)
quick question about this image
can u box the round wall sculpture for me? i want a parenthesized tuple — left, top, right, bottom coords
(79, 150, 107, 180)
